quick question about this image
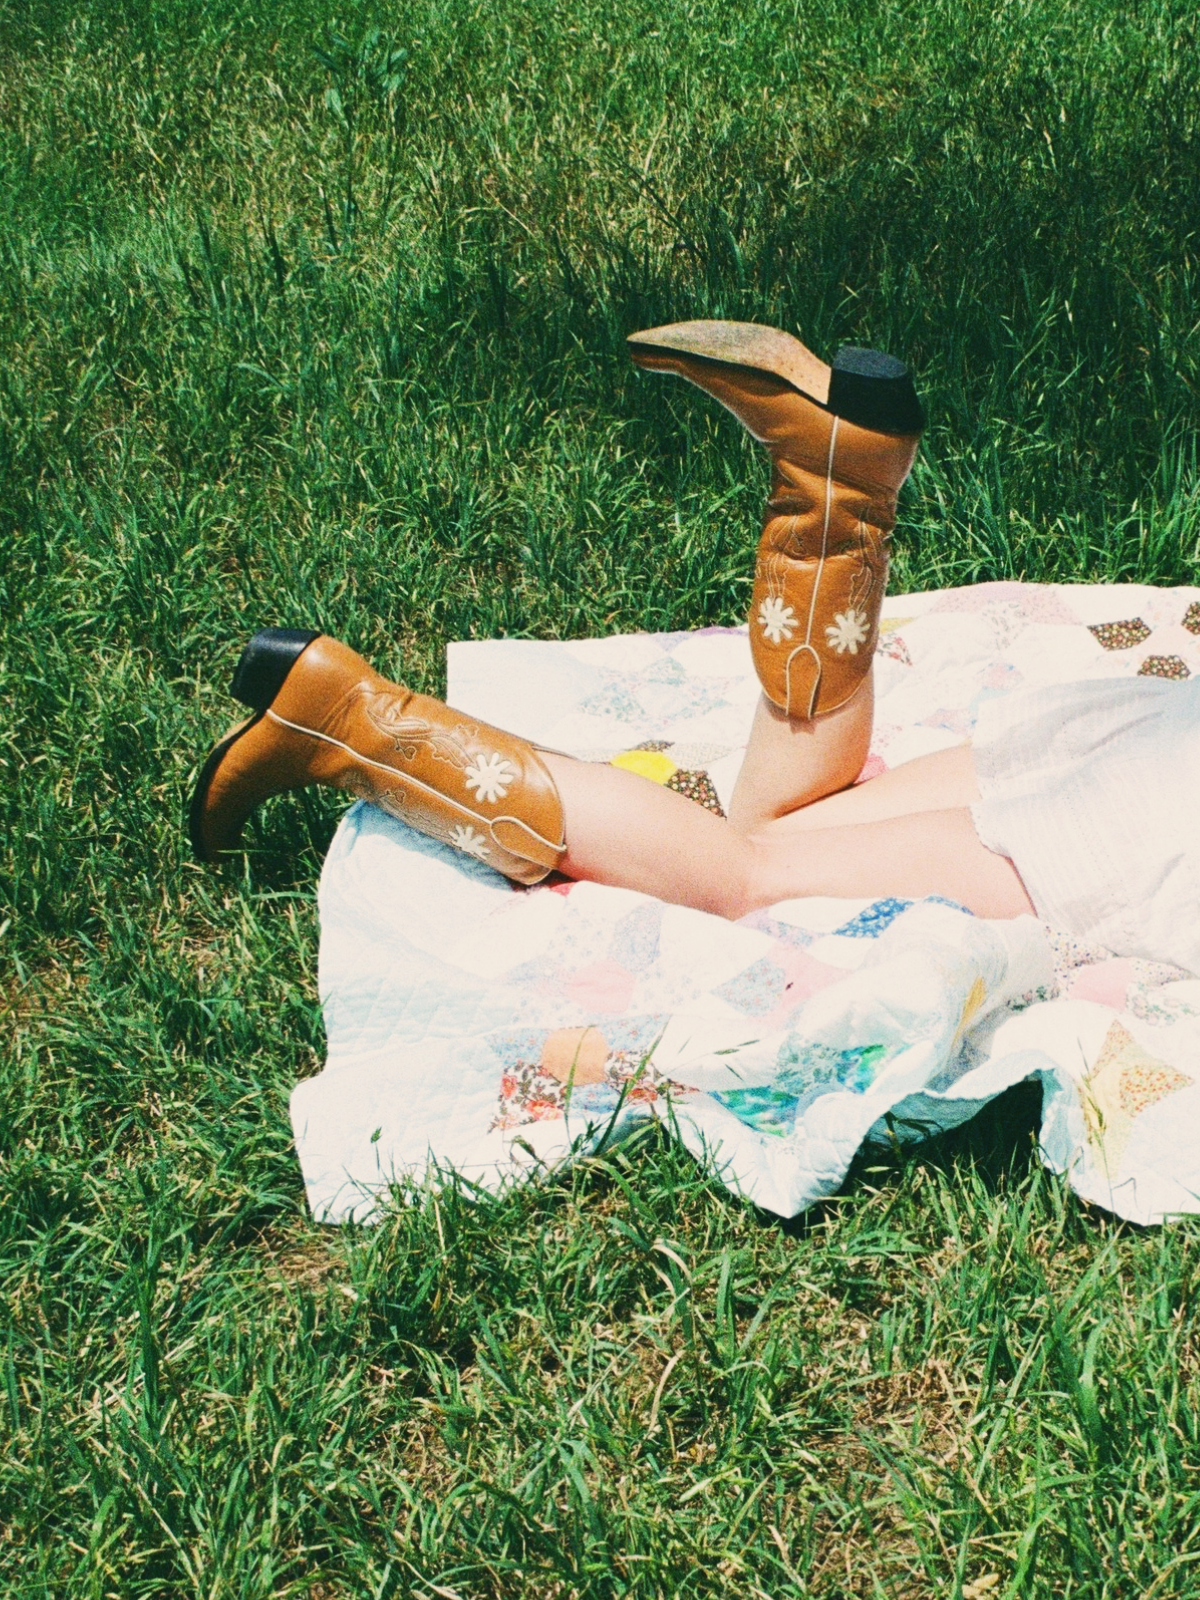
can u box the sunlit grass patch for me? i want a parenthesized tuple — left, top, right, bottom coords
(3, 0, 1200, 1593)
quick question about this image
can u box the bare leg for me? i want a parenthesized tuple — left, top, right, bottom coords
(769, 743, 982, 832)
(727, 680, 875, 832)
(543, 752, 1034, 922)
(725, 678, 981, 835)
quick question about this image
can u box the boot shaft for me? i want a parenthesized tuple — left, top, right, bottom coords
(629, 319, 923, 719)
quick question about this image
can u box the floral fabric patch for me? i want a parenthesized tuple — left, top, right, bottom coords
(878, 632, 913, 666)
(1089, 618, 1151, 650)
(1079, 1020, 1193, 1175)
(608, 744, 725, 816)
(665, 767, 725, 816)
(488, 1017, 686, 1133)
(1138, 654, 1191, 680)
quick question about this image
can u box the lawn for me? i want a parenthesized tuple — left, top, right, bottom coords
(3, 0, 1200, 1594)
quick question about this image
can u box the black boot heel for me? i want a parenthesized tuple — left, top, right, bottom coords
(828, 346, 925, 435)
(230, 628, 321, 712)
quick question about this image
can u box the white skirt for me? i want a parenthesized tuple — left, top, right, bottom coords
(970, 677, 1200, 974)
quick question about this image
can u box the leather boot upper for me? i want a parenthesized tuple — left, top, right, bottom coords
(630, 326, 922, 719)
(197, 636, 566, 884)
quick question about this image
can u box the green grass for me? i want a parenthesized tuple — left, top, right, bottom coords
(3, 0, 1200, 1593)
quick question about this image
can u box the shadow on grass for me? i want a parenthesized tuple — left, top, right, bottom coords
(778, 1076, 1046, 1241)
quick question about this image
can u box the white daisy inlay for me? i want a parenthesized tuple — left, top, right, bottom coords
(448, 823, 491, 860)
(463, 750, 517, 804)
(825, 608, 870, 655)
(757, 596, 797, 644)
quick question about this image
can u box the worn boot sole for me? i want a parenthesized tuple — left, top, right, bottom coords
(629, 320, 925, 435)
(629, 320, 832, 405)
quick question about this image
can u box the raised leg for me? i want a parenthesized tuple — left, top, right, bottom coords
(629, 319, 926, 835)
(726, 679, 875, 832)
(727, 675, 981, 836)
(763, 742, 983, 832)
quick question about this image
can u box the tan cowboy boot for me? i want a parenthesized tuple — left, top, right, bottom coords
(188, 628, 566, 885)
(628, 321, 924, 720)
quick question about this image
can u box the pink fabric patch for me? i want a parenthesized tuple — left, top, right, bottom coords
(564, 960, 636, 1013)
(781, 944, 841, 997)
(856, 752, 888, 783)
(757, 946, 843, 1030)
(1067, 958, 1134, 1010)
(930, 582, 1075, 624)
(920, 707, 973, 736)
(983, 661, 1023, 689)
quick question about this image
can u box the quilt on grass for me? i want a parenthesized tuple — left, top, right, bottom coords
(292, 582, 1200, 1226)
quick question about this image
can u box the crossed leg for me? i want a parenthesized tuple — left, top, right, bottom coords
(540, 683, 1035, 922)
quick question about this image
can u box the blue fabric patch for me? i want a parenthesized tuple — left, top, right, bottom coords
(603, 1014, 669, 1056)
(832, 898, 913, 938)
(713, 1041, 894, 1136)
(776, 1040, 889, 1099)
(485, 1027, 551, 1067)
(926, 894, 973, 916)
(711, 1083, 799, 1136)
(608, 902, 663, 972)
(714, 958, 788, 1016)
(736, 911, 815, 949)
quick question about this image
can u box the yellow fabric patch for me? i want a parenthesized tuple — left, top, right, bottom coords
(1079, 1020, 1192, 1177)
(951, 974, 989, 1054)
(610, 749, 678, 784)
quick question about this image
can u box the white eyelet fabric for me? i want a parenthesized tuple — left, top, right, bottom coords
(971, 676, 1200, 974)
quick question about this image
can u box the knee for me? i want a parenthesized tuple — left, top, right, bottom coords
(708, 833, 771, 921)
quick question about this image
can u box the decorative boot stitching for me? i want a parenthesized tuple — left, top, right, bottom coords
(776, 414, 841, 714)
(846, 511, 890, 625)
(846, 517, 874, 615)
(363, 692, 485, 774)
(363, 692, 522, 805)
(348, 777, 495, 862)
(264, 710, 558, 865)
(799, 413, 839, 651)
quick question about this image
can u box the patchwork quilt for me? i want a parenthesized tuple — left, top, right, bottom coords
(292, 583, 1200, 1226)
